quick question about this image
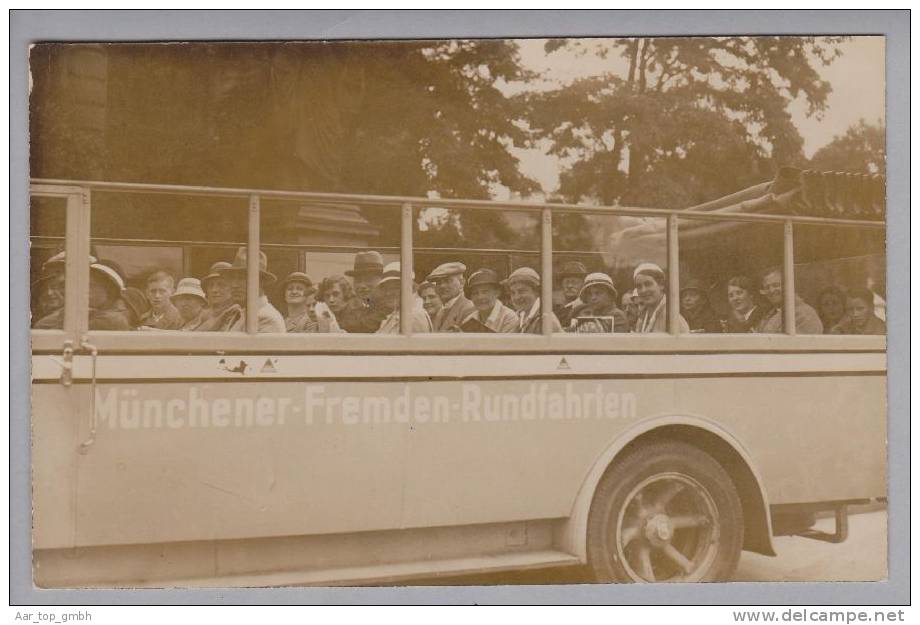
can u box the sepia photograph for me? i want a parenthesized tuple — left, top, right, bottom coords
(19, 12, 900, 603)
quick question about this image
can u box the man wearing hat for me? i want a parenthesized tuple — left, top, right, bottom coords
(194, 261, 243, 332)
(339, 250, 389, 333)
(220, 247, 286, 333)
(375, 262, 432, 334)
(555, 260, 588, 328)
(680, 278, 722, 334)
(35, 260, 132, 331)
(171, 278, 208, 331)
(572, 272, 630, 333)
(426, 261, 476, 332)
(138, 270, 184, 330)
(505, 267, 562, 334)
(461, 268, 519, 333)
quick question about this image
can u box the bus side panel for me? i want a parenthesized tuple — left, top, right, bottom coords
(69, 382, 410, 547)
(32, 385, 82, 549)
(675, 374, 887, 504)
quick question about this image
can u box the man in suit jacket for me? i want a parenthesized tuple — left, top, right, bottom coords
(427, 262, 476, 332)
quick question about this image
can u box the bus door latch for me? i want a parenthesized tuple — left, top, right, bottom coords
(78, 338, 99, 454)
(56, 340, 75, 387)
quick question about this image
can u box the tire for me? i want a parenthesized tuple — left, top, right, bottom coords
(586, 440, 744, 583)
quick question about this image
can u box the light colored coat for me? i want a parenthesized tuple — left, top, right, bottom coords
(432, 294, 476, 332)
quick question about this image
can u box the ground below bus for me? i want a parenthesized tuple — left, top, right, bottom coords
(406, 509, 887, 585)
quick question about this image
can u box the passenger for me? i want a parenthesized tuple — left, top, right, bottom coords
(830, 288, 886, 335)
(220, 247, 286, 333)
(571, 272, 629, 333)
(426, 262, 476, 332)
(196, 261, 243, 332)
(340, 251, 389, 333)
(680, 279, 722, 333)
(138, 270, 183, 330)
(724, 276, 765, 333)
(461, 269, 519, 333)
(621, 288, 639, 331)
(32, 271, 65, 326)
(418, 281, 443, 320)
(171, 278, 208, 331)
(86, 263, 131, 331)
(375, 262, 432, 334)
(504, 267, 562, 334)
(755, 267, 823, 334)
(817, 286, 847, 334)
(120, 287, 150, 329)
(554, 261, 588, 328)
(632, 263, 689, 334)
(280, 272, 317, 332)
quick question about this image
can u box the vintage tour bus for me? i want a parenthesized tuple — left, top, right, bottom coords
(30, 168, 887, 586)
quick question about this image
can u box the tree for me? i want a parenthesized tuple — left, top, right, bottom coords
(524, 36, 847, 207)
(808, 119, 885, 175)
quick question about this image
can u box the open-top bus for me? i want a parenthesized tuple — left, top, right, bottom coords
(30, 168, 886, 586)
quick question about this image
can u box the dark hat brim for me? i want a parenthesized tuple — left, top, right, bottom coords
(345, 267, 384, 278)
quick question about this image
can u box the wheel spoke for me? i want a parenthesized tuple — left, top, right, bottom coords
(662, 543, 694, 575)
(621, 524, 641, 548)
(654, 480, 684, 510)
(636, 544, 656, 581)
(670, 514, 710, 530)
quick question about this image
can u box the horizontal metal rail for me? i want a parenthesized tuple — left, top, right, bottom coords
(31, 178, 886, 229)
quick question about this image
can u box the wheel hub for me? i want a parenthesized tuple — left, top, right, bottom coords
(644, 513, 674, 544)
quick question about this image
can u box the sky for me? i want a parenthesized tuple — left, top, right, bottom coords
(506, 36, 885, 197)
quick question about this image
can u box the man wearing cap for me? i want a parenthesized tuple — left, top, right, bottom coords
(461, 269, 519, 333)
(427, 262, 476, 332)
(194, 261, 243, 332)
(170, 278, 208, 331)
(340, 251, 389, 333)
(220, 247, 286, 334)
(375, 262, 432, 334)
(505, 267, 562, 334)
(555, 261, 588, 328)
(680, 279, 722, 333)
(138, 270, 184, 330)
(571, 272, 629, 333)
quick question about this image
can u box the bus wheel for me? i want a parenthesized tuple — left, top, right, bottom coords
(587, 440, 744, 583)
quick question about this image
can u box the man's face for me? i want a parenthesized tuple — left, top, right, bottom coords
(680, 289, 705, 314)
(509, 282, 537, 313)
(433, 274, 463, 302)
(379, 281, 400, 313)
(561, 276, 583, 301)
(206, 277, 232, 309)
(228, 274, 246, 306)
(761, 272, 783, 307)
(146, 279, 174, 312)
(420, 287, 442, 316)
(469, 284, 498, 313)
(353, 273, 381, 300)
(174, 295, 204, 322)
(41, 273, 66, 313)
(89, 273, 112, 309)
(847, 297, 870, 326)
(306, 292, 318, 321)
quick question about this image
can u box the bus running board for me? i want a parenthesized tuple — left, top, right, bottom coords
(796, 505, 849, 543)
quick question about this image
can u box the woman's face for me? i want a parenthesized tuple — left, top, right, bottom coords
(509, 282, 538, 314)
(285, 281, 308, 306)
(469, 284, 498, 313)
(324, 283, 346, 313)
(584, 285, 613, 309)
(820, 292, 845, 322)
(40, 274, 65, 314)
(420, 287, 443, 316)
(635, 274, 663, 308)
(727, 284, 753, 313)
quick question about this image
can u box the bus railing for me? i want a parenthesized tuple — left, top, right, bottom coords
(30, 178, 887, 341)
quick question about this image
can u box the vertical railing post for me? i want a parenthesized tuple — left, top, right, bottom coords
(541, 208, 554, 336)
(400, 203, 414, 336)
(667, 214, 681, 336)
(783, 220, 796, 335)
(65, 188, 91, 339)
(246, 195, 260, 335)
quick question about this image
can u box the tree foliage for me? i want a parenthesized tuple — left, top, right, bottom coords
(808, 119, 885, 175)
(524, 36, 847, 207)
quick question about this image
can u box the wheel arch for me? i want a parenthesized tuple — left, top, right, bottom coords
(557, 415, 776, 561)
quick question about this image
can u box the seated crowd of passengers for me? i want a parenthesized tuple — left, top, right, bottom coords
(31, 248, 886, 336)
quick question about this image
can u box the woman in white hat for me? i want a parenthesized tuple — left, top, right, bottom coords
(171, 278, 208, 331)
(571, 272, 630, 333)
(504, 267, 562, 334)
(632, 263, 689, 334)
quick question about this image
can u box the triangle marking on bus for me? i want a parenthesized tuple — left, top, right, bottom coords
(557, 357, 571, 370)
(261, 358, 278, 374)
